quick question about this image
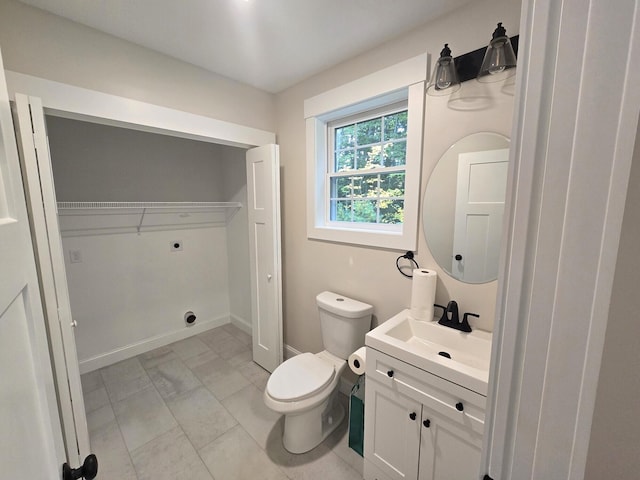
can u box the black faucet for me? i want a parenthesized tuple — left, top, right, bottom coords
(437, 301, 476, 333)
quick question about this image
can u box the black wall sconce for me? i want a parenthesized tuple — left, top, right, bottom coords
(427, 23, 519, 96)
(426, 43, 461, 96)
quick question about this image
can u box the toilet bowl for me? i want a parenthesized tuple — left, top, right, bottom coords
(263, 291, 373, 454)
(264, 350, 346, 453)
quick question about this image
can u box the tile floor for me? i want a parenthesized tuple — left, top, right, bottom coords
(81, 323, 364, 480)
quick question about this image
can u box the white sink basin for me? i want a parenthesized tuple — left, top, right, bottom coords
(365, 309, 492, 395)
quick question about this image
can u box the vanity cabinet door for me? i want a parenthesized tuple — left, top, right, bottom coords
(418, 410, 483, 480)
(364, 378, 421, 480)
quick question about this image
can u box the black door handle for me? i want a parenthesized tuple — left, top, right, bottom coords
(387, 370, 394, 377)
(423, 419, 431, 428)
(62, 454, 98, 480)
(409, 412, 417, 421)
(456, 402, 464, 412)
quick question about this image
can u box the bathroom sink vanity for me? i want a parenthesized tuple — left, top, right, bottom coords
(362, 310, 492, 480)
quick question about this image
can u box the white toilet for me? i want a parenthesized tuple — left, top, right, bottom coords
(263, 291, 373, 454)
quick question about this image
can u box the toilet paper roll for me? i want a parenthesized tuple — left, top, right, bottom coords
(348, 347, 367, 375)
(410, 269, 437, 321)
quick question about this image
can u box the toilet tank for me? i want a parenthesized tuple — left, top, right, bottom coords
(316, 291, 373, 360)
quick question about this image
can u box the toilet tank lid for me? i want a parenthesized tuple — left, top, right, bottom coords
(316, 291, 373, 318)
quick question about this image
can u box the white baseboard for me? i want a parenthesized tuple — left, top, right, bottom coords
(284, 343, 302, 360)
(79, 314, 231, 373)
(229, 314, 252, 335)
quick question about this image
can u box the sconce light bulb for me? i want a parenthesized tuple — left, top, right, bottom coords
(486, 37, 511, 74)
(436, 75, 453, 89)
(478, 23, 517, 82)
(427, 43, 461, 96)
(435, 58, 454, 89)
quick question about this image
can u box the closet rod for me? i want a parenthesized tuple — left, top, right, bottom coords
(57, 201, 242, 209)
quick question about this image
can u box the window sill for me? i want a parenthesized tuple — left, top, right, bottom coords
(308, 224, 416, 251)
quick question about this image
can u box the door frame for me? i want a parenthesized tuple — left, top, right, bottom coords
(5, 71, 275, 148)
(484, 0, 640, 478)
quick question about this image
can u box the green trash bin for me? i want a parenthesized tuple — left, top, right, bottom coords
(348, 375, 365, 456)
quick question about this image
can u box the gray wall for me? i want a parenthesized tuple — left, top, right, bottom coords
(275, 0, 520, 354)
(585, 119, 640, 479)
(220, 147, 252, 329)
(47, 116, 229, 202)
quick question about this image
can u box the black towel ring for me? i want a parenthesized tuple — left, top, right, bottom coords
(396, 251, 419, 278)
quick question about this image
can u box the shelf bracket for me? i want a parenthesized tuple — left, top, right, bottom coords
(137, 208, 146, 235)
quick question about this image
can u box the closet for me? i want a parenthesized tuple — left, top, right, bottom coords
(10, 86, 281, 466)
(45, 116, 252, 372)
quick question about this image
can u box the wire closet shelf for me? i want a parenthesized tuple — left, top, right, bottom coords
(56, 201, 243, 237)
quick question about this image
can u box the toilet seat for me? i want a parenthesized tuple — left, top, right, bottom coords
(266, 353, 335, 402)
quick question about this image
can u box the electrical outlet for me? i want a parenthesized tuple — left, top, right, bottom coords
(170, 241, 183, 252)
(69, 249, 83, 263)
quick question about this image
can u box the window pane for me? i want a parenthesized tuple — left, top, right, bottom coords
(356, 118, 382, 145)
(352, 200, 377, 223)
(331, 200, 352, 222)
(356, 146, 382, 169)
(335, 150, 355, 171)
(379, 199, 404, 224)
(327, 108, 410, 229)
(351, 174, 378, 198)
(379, 172, 405, 197)
(331, 177, 352, 198)
(382, 141, 407, 167)
(384, 111, 408, 140)
(335, 124, 355, 149)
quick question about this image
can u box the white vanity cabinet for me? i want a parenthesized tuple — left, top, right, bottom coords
(363, 348, 486, 480)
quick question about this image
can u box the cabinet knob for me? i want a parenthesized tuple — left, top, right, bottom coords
(409, 412, 417, 421)
(423, 419, 431, 428)
(387, 370, 394, 378)
(455, 402, 464, 412)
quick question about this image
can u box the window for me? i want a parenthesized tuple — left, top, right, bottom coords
(305, 54, 427, 250)
(328, 105, 408, 226)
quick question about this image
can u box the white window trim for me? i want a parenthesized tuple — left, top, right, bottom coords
(305, 54, 427, 250)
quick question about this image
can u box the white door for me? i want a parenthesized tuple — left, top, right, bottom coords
(452, 148, 509, 282)
(13, 94, 90, 464)
(246, 144, 283, 373)
(0, 52, 66, 478)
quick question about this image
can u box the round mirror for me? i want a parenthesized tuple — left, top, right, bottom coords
(423, 132, 510, 283)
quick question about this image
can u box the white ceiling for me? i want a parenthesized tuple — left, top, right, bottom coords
(19, 0, 471, 93)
